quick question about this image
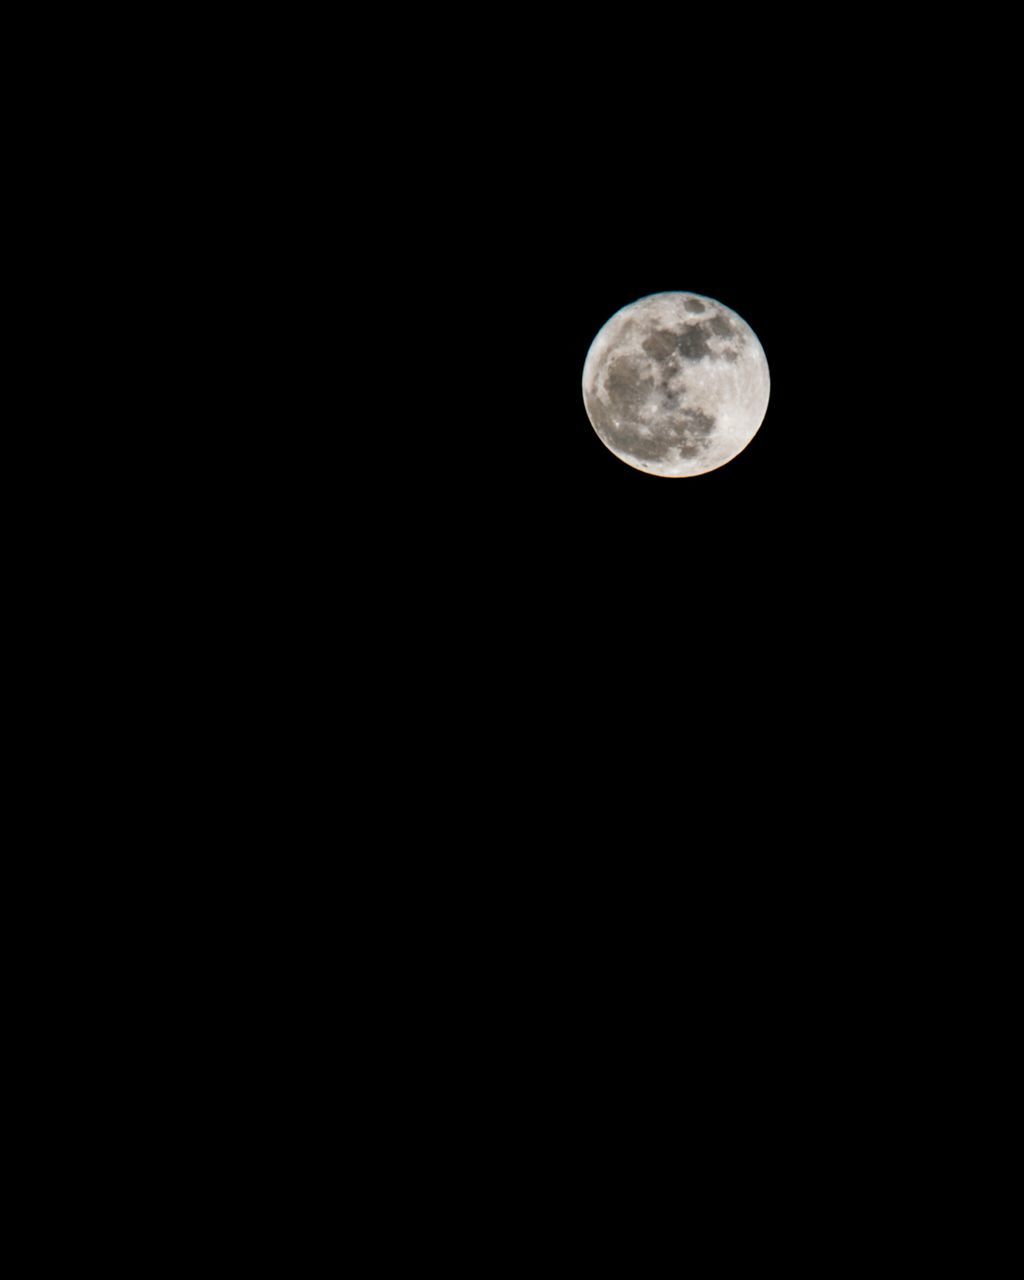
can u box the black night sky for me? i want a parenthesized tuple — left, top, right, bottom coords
(304, 25, 1001, 837)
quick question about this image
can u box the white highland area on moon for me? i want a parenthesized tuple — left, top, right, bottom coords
(582, 292, 770, 477)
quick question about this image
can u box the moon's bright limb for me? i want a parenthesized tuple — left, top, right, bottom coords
(582, 292, 770, 477)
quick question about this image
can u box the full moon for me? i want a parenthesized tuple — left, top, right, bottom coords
(582, 292, 770, 477)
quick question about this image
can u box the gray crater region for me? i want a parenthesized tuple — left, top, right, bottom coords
(582, 292, 770, 477)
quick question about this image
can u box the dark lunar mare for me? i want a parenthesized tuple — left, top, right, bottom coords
(640, 311, 741, 365)
(707, 313, 735, 337)
(587, 349, 717, 465)
(674, 408, 716, 457)
(641, 330, 678, 361)
(675, 325, 713, 360)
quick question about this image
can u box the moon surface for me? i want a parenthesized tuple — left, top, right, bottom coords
(582, 292, 770, 477)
